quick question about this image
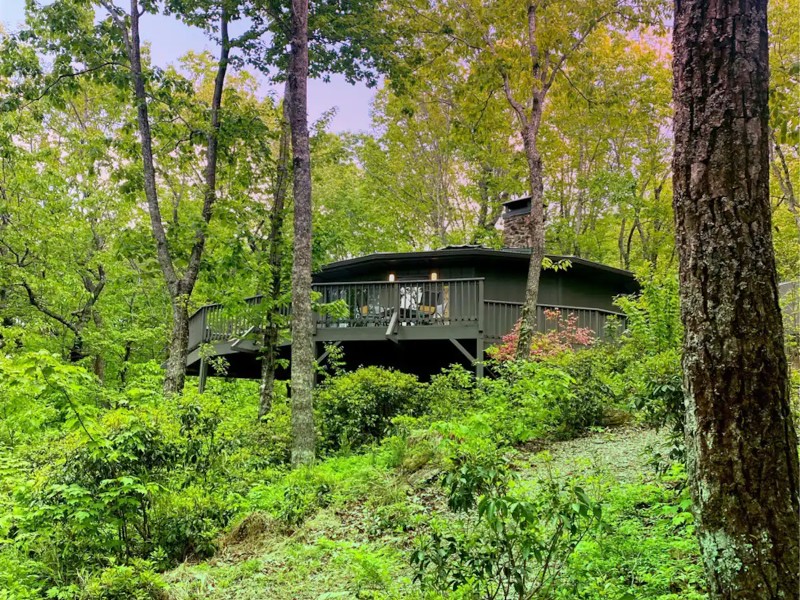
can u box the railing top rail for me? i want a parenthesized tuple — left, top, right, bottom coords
(191, 290, 625, 323)
(189, 280, 487, 319)
(484, 299, 625, 317)
(313, 277, 485, 286)
(189, 293, 280, 319)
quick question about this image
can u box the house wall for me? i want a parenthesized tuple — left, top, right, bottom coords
(477, 262, 624, 312)
(317, 254, 631, 314)
(320, 264, 477, 283)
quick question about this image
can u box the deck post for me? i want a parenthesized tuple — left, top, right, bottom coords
(391, 281, 401, 323)
(477, 279, 485, 333)
(198, 357, 208, 393)
(475, 337, 484, 380)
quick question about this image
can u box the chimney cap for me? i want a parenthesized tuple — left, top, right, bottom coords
(502, 196, 532, 218)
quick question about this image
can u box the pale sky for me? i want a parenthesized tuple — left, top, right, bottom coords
(0, 0, 377, 133)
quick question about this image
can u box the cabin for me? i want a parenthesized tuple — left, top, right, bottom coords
(186, 197, 640, 387)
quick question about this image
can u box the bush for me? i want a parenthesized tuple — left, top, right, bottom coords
(247, 468, 333, 530)
(412, 450, 602, 600)
(422, 364, 478, 421)
(553, 346, 626, 431)
(615, 274, 681, 359)
(488, 309, 595, 362)
(81, 560, 167, 600)
(315, 367, 425, 452)
(151, 484, 236, 563)
(480, 360, 581, 442)
(628, 350, 685, 467)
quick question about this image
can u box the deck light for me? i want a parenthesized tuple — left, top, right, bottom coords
(431, 271, 438, 281)
(388, 273, 396, 282)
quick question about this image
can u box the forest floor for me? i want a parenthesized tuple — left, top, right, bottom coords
(164, 426, 670, 600)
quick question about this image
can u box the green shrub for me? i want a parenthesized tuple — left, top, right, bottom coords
(151, 484, 236, 563)
(553, 347, 626, 431)
(557, 466, 705, 599)
(0, 549, 45, 600)
(413, 450, 602, 599)
(615, 274, 681, 358)
(315, 367, 424, 452)
(480, 360, 579, 443)
(81, 559, 167, 600)
(423, 364, 478, 421)
(247, 468, 333, 529)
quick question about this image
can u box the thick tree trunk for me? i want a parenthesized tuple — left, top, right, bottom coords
(164, 299, 190, 395)
(259, 97, 291, 419)
(515, 126, 546, 359)
(672, 1, 800, 597)
(288, 0, 316, 466)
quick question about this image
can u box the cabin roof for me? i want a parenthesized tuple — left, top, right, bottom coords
(315, 247, 638, 289)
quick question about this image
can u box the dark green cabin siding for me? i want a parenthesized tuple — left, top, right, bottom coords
(314, 249, 637, 314)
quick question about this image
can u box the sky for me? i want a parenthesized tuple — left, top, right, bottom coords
(0, 0, 377, 133)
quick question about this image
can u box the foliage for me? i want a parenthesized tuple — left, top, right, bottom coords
(614, 275, 685, 464)
(80, 560, 167, 600)
(0, 355, 289, 596)
(422, 364, 479, 421)
(615, 273, 682, 358)
(315, 367, 425, 452)
(480, 359, 602, 442)
(489, 310, 595, 362)
(413, 451, 602, 599)
(556, 464, 704, 599)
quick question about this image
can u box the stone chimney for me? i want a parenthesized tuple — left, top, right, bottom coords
(501, 196, 532, 248)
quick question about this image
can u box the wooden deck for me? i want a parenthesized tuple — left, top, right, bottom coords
(186, 278, 625, 382)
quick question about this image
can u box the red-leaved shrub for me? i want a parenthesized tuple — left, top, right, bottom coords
(488, 309, 595, 361)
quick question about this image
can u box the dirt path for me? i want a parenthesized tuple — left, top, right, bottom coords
(515, 426, 666, 485)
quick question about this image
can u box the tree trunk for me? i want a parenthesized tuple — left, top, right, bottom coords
(287, 0, 316, 466)
(259, 96, 291, 419)
(107, 1, 229, 395)
(672, 0, 800, 596)
(164, 299, 190, 395)
(515, 124, 546, 359)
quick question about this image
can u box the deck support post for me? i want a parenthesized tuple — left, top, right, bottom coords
(475, 337, 484, 380)
(317, 340, 341, 364)
(198, 357, 208, 393)
(449, 338, 484, 380)
(385, 310, 399, 339)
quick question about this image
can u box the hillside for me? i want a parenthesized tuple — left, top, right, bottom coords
(164, 426, 704, 600)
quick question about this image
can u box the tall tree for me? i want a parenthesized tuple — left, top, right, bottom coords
(99, 0, 232, 394)
(672, 0, 800, 596)
(286, 0, 315, 466)
(391, 0, 664, 357)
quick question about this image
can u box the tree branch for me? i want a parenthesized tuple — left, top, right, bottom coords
(19, 280, 80, 336)
(183, 7, 231, 288)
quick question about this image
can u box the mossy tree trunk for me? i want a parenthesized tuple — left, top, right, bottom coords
(672, 0, 800, 596)
(287, 0, 316, 466)
(259, 94, 291, 419)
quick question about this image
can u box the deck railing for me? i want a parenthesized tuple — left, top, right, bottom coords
(187, 296, 290, 352)
(188, 278, 625, 352)
(483, 300, 624, 342)
(314, 278, 483, 329)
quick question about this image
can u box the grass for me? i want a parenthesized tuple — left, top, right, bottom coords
(163, 425, 705, 599)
